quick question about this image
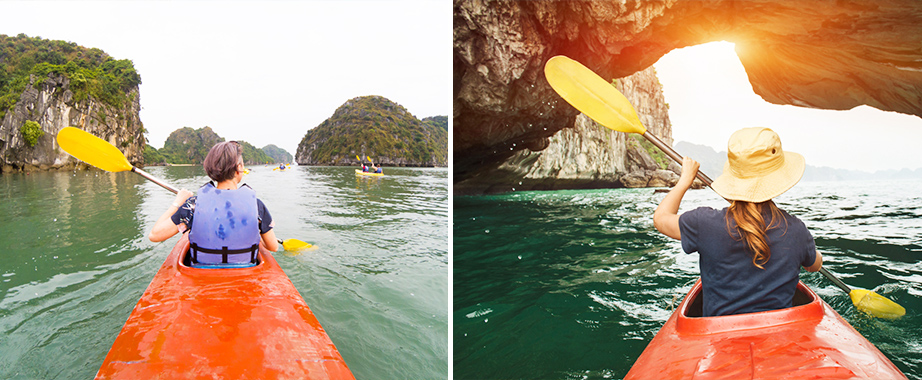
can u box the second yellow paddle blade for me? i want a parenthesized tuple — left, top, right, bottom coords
(282, 239, 312, 252)
(850, 288, 906, 319)
(56, 127, 133, 172)
(544, 55, 646, 135)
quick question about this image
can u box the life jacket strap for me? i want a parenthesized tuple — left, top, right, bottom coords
(190, 243, 260, 264)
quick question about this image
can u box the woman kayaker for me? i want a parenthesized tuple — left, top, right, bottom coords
(652, 127, 822, 317)
(149, 141, 279, 266)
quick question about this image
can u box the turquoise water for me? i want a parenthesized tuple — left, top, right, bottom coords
(0, 165, 448, 379)
(454, 180, 922, 379)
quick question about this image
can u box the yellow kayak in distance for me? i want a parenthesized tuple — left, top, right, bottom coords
(355, 169, 383, 177)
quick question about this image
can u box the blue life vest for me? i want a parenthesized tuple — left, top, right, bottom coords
(375, 167, 382, 173)
(189, 183, 261, 266)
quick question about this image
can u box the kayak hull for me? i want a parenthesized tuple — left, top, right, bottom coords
(625, 279, 905, 379)
(355, 169, 383, 176)
(96, 235, 354, 380)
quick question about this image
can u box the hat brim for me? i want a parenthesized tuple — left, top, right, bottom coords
(710, 152, 805, 203)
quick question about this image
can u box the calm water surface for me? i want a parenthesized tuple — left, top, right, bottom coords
(454, 179, 922, 379)
(0, 165, 448, 379)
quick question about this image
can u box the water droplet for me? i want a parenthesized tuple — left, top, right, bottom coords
(485, 229, 490, 233)
(517, 255, 522, 260)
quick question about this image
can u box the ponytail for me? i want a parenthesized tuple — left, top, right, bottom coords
(725, 200, 787, 269)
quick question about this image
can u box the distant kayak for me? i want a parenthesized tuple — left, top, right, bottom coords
(625, 279, 906, 379)
(95, 235, 354, 379)
(355, 169, 383, 177)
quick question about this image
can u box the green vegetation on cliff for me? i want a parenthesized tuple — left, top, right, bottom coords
(296, 96, 448, 166)
(157, 126, 277, 166)
(20, 120, 43, 147)
(143, 144, 166, 165)
(0, 34, 141, 119)
(159, 127, 222, 165)
(262, 144, 292, 163)
(630, 134, 669, 170)
(422, 115, 447, 131)
(238, 141, 274, 165)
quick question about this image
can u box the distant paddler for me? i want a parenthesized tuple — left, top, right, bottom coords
(367, 155, 383, 174)
(356, 155, 369, 172)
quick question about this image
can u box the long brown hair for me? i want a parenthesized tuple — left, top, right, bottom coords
(725, 200, 787, 269)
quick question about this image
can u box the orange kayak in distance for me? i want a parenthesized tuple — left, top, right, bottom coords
(355, 169, 383, 177)
(95, 234, 354, 380)
(625, 279, 906, 379)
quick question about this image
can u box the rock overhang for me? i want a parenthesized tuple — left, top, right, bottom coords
(454, 0, 922, 182)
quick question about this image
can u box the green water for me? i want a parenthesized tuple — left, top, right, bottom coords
(454, 180, 922, 379)
(0, 165, 448, 379)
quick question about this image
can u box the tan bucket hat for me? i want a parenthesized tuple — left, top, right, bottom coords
(710, 127, 805, 203)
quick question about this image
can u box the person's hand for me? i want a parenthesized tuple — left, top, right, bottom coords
(678, 156, 699, 186)
(173, 189, 193, 207)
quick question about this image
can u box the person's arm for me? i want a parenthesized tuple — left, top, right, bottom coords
(149, 189, 193, 242)
(653, 157, 699, 240)
(257, 199, 279, 252)
(261, 229, 279, 252)
(804, 250, 823, 272)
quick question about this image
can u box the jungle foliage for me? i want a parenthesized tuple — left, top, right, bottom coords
(296, 96, 448, 166)
(143, 144, 166, 165)
(0, 34, 141, 119)
(20, 120, 43, 147)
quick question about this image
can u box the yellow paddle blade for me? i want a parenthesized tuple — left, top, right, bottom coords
(544, 55, 647, 135)
(282, 238, 312, 252)
(849, 288, 906, 319)
(356, 155, 361, 161)
(56, 127, 133, 172)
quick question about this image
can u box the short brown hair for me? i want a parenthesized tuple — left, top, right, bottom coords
(203, 141, 242, 182)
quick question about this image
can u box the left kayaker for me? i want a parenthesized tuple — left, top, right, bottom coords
(652, 127, 822, 317)
(149, 141, 279, 266)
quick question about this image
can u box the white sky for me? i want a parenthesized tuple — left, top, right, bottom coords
(1, 0, 451, 157)
(653, 41, 922, 172)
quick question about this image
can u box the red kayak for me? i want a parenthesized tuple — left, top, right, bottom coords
(625, 279, 906, 379)
(96, 234, 354, 379)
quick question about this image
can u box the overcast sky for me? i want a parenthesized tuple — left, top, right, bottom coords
(2, 0, 451, 158)
(654, 41, 922, 173)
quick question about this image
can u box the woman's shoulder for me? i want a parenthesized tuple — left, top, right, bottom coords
(686, 206, 725, 217)
(777, 207, 808, 227)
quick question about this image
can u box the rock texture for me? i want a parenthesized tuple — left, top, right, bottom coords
(454, 0, 922, 192)
(0, 73, 143, 172)
(455, 67, 679, 193)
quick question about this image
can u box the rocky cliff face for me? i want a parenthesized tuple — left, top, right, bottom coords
(455, 66, 679, 193)
(454, 0, 922, 193)
(0, 73, 144, 172)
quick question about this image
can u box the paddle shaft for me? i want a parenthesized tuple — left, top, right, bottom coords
(133, 167, 179, 194)
(642, 132, 714, 186)
(819, 267, 852, 293)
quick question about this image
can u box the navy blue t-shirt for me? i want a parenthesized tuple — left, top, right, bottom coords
(170, 185, 273, 235)
(678, 206, 816, 317)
